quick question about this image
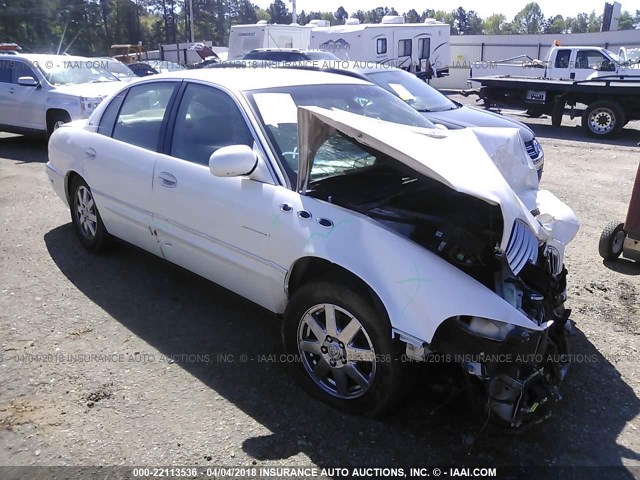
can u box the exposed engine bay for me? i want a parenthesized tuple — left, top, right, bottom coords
(307, 146, 573, 429)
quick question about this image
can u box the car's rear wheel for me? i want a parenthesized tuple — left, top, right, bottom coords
(583, 101, 625, 137)
(283, 280, 411, 417)
(70, 176, 111, 252)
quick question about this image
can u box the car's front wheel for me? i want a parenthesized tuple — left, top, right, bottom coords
(47, 111, 71, 137)
(283, 280, 410, 417)
(70, 176, 111, 252)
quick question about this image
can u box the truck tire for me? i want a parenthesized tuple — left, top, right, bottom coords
(582, 101, 625, 137)
(598, 221, 625, 260)
(526, 109, 543, 118)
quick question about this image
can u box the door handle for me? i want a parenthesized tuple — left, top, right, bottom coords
(85, 148, 96, 160)
(158, 172, 177, 188)
(9, 88, 14, 94)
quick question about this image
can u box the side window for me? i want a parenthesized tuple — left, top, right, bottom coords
(418, 38, 431, 59)
(97, 90, 126, 136)
(112, 82, 176, 150)
(576, 50, 609, 70)
(554, 50, 571, 68)
(171, 84, 253, 165)
(11, 61, 37, 83)
(0, 60, 12, 83)
(398, 39, 412, 57)
(376, 38, 387, 55)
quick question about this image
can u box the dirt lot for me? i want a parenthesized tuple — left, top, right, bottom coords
(1, 102, 639, 478)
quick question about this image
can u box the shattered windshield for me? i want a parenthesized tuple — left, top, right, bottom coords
(246, 83, 434, 185)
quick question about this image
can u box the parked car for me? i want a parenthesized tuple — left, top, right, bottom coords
(47, 69, 578, 428)
(0, 53, 122, 136)
(99, 58, 137, 82)
(128, 60, 186, 77)
(283, 62, 545, 178)
(243, 48, 340, 62)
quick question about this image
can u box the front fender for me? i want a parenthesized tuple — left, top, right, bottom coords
(271, 190, 541, 345)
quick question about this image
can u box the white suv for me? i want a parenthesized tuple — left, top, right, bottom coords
(0, 53, 123, 136)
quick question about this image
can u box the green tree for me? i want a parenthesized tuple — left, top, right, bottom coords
(544, 15, 566, 34)
(405, 8, 420, 23)
(587, 11, 602, 32)
(267, 0, 291, 24)
(618, 10, 637, 30)
(432, 10, 457, 35)
(320, 12, 334, 24)
(352, 10, 365, 22)
(255, 7, 270, 21)
(334, 6, 348, 24)
(569, 13, 588, 33)
(512, 2, 545, 34)
(465, 10, 483, 35)
(483, 13, 506, 34)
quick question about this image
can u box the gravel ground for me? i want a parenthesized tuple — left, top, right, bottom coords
(0, 101, 639, 478)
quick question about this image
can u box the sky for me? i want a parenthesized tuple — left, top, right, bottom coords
(254, 0, 640, 20)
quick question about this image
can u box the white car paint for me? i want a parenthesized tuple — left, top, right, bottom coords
(47, 68, 580, 340)
(46, 68, 579, 425)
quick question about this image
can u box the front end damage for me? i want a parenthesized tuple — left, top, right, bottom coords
(296, 106, 580, 428)
(429, 248, 573, 429)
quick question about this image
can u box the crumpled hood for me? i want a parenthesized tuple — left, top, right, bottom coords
(297, 106, 579, 250)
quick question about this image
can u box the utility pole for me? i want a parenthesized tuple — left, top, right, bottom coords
(188, 0, 194, 42)
(291, 0, 297, 24)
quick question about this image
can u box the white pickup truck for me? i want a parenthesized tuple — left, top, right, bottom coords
(471, 46, 636, 85)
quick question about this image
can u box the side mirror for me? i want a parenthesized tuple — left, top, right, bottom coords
(18, 76, 39, 87)
(209, 145, 257, 178)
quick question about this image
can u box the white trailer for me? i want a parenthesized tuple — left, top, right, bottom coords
(309, 16, 450, 79)
(228, 21, 316, 60)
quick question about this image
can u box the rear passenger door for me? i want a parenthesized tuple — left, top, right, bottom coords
(85, 80, 180, 255)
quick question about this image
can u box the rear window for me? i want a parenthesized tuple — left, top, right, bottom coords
(244, 51, 305, 62)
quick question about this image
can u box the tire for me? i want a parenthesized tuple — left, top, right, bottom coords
(47, 111, 71, 137)
(283, 280, 411, 417)
(526, 109, 543, 118)
(69, 176, 111, 253)
(598, 221, 626, 260)
(582, 101, 625, 137)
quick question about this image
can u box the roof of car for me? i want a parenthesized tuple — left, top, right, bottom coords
(250, 48, 303, 53)
(274, 60, 403, 76)
(1, 53, 94, 64)
(133, 67, 372, 91)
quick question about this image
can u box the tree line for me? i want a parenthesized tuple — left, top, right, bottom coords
(1, 1, 638, 57)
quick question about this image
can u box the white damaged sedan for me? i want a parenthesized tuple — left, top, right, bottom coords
(46, 69, 579, 428)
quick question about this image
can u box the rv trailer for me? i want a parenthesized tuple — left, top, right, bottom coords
(228, 20, 321, 60)
(309, 16, 450, 79)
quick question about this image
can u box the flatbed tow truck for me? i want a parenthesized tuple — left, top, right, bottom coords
(471, 74, 640, 138)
